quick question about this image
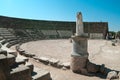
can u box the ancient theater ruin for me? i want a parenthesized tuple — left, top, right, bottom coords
(0, 12, 120, 80)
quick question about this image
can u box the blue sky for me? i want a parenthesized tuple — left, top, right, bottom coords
(0, 0, 120, 31)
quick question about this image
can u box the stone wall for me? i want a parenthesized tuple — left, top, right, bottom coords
(0, 16, 108, 39)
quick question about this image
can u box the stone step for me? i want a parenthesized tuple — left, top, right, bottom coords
(0, 53, 16, 66)
(3, 42, 9, 48)
(0, 54, 6, 60)
(0, 36, 3, 40)
(0, 43, 2, 48)
(10, 66, 32, 80)
(17, 48, 25, 55)
(25, 62, 34, 73)
(0, 49, 7, 56)
(17, 54, 29, 62)
(8, 51, 17, 57)
(18, 62, 34, 73)
(15, 57, 26, 66)
(7, 40, 20, 48)
(0, 39, 6, 45)
(16, 47, 35, 58)
(32, 67, 51, 80)
(7, 53, 16, 66)
(1, 45, 17, 57)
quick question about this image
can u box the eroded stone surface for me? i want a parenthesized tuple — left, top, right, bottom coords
(10, 66, 32, 80)
(71, 56, 88, 74)
(107, 71, 118, 79)
(32, 67, 51, 80)
(38, 57, 50, 65)
(49, 58, 59, 66)
(62, 62, 70, 69)
(25, 62, 34, 73)
(87, 62, 100, 73)
(0, 50, 7, 56)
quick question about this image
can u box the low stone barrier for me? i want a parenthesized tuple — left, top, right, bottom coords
(33, 56, 70, 69)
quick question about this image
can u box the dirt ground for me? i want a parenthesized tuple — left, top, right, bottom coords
(19, 39, 120, 80)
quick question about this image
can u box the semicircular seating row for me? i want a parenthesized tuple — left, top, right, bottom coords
(0, 27, 73, 80)
(0, 27, 52, 80)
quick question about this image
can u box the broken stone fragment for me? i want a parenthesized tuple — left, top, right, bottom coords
(62, 62, 70, 69)
(49, 58, 59, 64)
(39, 57, 49, 64)
(112, 42, 116, 46)
(33, 56, 39, 60)
(49, 58, 59, 67)
(39, 57, 49, 61)
(117, 72, 120, 79)
(26, 53, 35, 58)
(57, 62, 64, 68)
(107, 71, 118, 79)
(32, 68, 51, 80)
(62, 66, 67, 70)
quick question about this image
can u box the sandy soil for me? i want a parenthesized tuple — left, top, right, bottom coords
(20, 39, 120, 80)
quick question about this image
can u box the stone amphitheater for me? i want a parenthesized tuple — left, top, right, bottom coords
(0, 15, 120, 80)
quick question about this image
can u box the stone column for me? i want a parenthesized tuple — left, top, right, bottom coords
(71, 12, 89, 75)
(76, 12, 84, 36)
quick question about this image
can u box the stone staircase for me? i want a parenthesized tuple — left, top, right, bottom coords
(41, 30, 58, 39)
(0, 28, 16, 39)
(0, 48, 52, 80)
(57, 30, 73, 38)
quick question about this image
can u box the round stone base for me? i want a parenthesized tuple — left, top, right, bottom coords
(86, 62, 100, 73)
(70, 55, 88, 73)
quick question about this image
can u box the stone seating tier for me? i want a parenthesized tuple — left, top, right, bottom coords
(32, 67, 51, 80)
(0, 50, 52, 80)
(10, 66, 32, 80)
(57, 30, 73, 38)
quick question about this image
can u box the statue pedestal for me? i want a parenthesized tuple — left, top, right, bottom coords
(71, 36, 89, 74)
(71, 36, 88, 57)
(70, 12, 109, 76)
